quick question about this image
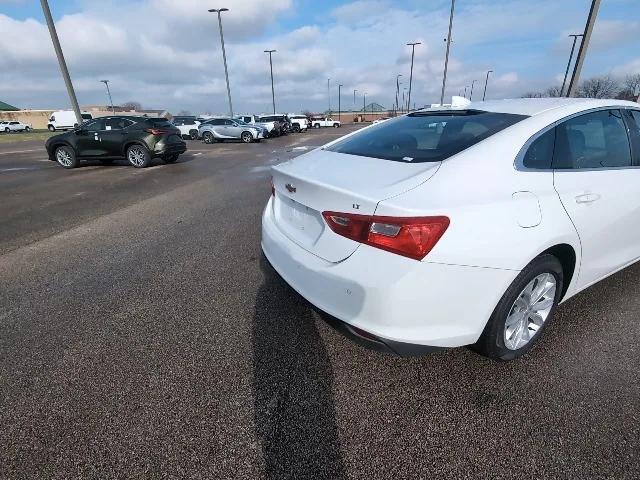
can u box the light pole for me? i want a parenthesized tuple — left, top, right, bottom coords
(395, 74, 402, 116)
(327, 78, 331, 113)
(353, 89, 357, 111)
(464, 86, 468, 98)
(561, 34, 583, 96)
(402, 88, 407, 112)
(406, 42, 421, 112)
(440, 0, 456, 105)
(264, 49, 276, 114)
(208, 8, 233, 117)
(338, 84, 343, 123)
(482, 70, 493, 101)
(469, 79, 477, 101)
(567, 0, 601, 97)
(40, 0, 82, 125)
(363, 92, 367, 121)
(100, 80, 115, 113)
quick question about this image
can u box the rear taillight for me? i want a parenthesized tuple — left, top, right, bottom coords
(322, 211, 449, 260)
(144, 128, 169, 136)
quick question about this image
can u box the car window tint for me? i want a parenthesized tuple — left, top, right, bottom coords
(326, 110, 527, 163)
(224, 119, 234, 125)
(523, 128, 555, 169)
(148, 118, 173, 128)
(81, 114, 92, 120)
(104, 117, 133, 130)
(553, 110, 631, 169)
(626, 110, 640, 165)
(84, 119, 104, 132)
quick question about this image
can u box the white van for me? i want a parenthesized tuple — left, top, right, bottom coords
(47, 110, 93, 131)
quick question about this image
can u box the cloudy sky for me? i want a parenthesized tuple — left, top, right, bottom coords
(0, 0, 638, 115)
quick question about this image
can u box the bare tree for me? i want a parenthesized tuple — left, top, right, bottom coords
(521, 91, 544, 98)
(624, 74, 640, 97)
(578, 76, 620, 99)
(122, 101, 143, 111)
(544, 86, 563, 97)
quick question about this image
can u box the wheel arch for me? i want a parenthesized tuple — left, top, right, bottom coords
(122, 140, 149, 156)
(538, 243, 577, 300)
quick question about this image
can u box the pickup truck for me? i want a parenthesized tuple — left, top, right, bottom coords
(311, 117, 341, 129)
(288, 114, 309, 132)
(235, 115, 280, 137)
(1, 121, 32, 133)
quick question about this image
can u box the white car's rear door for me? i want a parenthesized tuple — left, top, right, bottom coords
(553, 108, 640, 289)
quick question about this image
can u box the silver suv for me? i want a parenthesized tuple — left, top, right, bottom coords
(198, 117, 266, 143)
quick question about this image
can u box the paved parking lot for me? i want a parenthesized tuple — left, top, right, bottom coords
(0, 126, 638, 479)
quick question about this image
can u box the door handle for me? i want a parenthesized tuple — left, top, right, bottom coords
(575, 193, 601, 204)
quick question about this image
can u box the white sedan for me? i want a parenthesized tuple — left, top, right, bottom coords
(262, 98, 640, 360)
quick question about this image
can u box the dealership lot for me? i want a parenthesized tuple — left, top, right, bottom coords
(0, 126, 638, 479)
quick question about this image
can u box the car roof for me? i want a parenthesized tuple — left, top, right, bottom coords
(422, 98, 639, 117)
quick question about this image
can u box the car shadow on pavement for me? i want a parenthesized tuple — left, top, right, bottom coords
(252, 256, 346, 479)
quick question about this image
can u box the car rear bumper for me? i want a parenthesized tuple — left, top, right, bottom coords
(261, 197, 518, 352)
(154, 141, 187, 157)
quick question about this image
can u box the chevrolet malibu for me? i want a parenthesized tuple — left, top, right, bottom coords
(262, 98, 640, 360)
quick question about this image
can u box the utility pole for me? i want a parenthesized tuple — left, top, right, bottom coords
(395, 75, 402, 116)
(100, 80, 115, 113)
(264, 49, 276, 114)
(402, 89, 406, 112)
(363, 92, 366, 121)
(208, 8, 233, 117)
(469, 79, 477, 101)
(464, 86, 468, 98)
(353, 89, 357, 111)
(561, 34, 583, 96)
(440, 0, 456, 105)
(327, 78, 331, 113)
(338, 84, 342, 123)
(567, 0, 601, 97)
(406, 42, 421, 112)
(482, 70, 493, 101)
(40, 0, 82, 125)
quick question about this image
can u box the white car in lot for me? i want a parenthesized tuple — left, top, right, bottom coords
(311, 117, 341, 128)
(289, 114, 310, 132)
(1, 120, 32, 132)
(172, 116, 200, 140)
(236, 115, 279, 137)
(262, 98, 640, 360)
(47, 110, 93, 131)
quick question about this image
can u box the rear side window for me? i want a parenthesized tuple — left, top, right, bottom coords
(104, 117, 134, 130)
(523, 128, 555, 169)
(553, 109, 632, 169)
(326, 111, 527, 162)
(147, 119, 173, 128)
(625, 110, 640, 164)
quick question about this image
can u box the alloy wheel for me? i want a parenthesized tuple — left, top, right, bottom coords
(504, 273, 556, 350)
(241, 132, 252, 143)
(128, 146, 147, 167)
(56, 148, 73, 167)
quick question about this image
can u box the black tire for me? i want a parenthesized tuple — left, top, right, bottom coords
(48, 125, 55, 132)
(74, 123, 78, 129)
(472, 254, 564, 361)
(126, 144, 151, 168)
(241, 131, 254, 143)
(203, 131, 215, 144)
(292, 124, 300, 133)
(24, 126, 30, 132)
(189, 130, 198, 140)
(55, 145, 79, 169)
(163, 154, 179, 164)
(314, 123, 320, 129)
(333, 123, 340, 128)
(4, 127, 9, 133)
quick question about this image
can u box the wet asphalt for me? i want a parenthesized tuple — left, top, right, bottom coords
(0, 126, 638, 479)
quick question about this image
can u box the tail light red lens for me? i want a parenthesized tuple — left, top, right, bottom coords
(322, 211, 449, 260)
(144, 128, 168, 136)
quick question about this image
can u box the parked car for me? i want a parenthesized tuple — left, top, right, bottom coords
(262, 98, 640, 360)
(45, 116, 186, 169)
(259, 115, 292, 135)
(47, 110, 93, 131)
(289, 114, 310, 132)
(311, 117, 341, 128)
(1, 120, 32, 132)
(235, 115, 279, 138)
(198, 117, 265, 143)
(172, 116, 200, 140)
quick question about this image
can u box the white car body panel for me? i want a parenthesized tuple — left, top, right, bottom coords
(262, 98, 640, 349)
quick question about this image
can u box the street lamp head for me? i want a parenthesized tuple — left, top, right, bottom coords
(208, 8, 228, 13)
(100, 79, 108, 84)
(407, 42, 422, 46)
(264, 49, 276, 53)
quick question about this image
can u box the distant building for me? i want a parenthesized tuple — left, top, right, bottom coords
(0, 100, 19, 111)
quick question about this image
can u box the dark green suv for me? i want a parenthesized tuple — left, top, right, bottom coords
(45, 116, 187, 169)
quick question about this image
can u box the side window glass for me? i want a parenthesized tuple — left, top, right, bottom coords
(626, 110, 640, 165)
(104, 117, 130, 130)
(553, 110, 631, 169)
(85, 119, 104, 132)
(523, 128, 555, 169)
(224, 119, 234, 126)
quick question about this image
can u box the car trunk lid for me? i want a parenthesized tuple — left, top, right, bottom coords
(271, 149, 440, 262)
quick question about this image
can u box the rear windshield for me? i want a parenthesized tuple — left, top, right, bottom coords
(81, 114, 92, 120)
(326, 110, 527, 162)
